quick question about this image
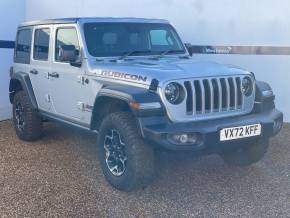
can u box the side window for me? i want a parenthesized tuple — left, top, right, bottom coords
(55, 28, 80, 62)
(14, 28, 32, 64)
(33, 28, 50, 61)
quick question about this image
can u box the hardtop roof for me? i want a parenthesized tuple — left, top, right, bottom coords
(19, 17, 170, 27)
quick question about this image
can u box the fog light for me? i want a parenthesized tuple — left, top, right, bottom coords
(179, 134, 188, 143)
(168, 133, 199, 145)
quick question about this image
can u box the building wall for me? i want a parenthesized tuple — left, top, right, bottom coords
(0, 0, 25, 120)
(1, 0, 289, 121)
(25, 0, 290, 46)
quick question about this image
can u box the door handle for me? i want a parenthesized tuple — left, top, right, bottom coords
(29, 69, 38, 75)
(48, 72, 59, 78)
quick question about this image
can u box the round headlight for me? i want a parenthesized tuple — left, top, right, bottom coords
(164, 82, 185, 104)
(242, 76, 253, 96)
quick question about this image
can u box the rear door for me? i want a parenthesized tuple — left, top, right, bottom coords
(29, 25, 52, 111)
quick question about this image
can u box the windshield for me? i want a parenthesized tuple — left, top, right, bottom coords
(83, 22, 186, 57)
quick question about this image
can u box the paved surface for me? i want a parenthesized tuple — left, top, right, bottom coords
(0, 120, 290, 217)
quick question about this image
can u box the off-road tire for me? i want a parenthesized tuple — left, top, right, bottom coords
(221, 139, 269, 166)
(97, 112, 155, 191)
(12, 90, 42, 141)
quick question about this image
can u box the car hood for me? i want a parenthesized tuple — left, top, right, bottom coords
(87, 57, 250, 87)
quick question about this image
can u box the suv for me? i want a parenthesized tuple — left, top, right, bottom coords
(10, 17, 283, 191)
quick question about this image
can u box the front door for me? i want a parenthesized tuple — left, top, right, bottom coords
(49, 25, 89, 123)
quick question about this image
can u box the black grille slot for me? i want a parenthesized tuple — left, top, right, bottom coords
(228, 77, 235, 108)
(203, 79, 211, 111)
(220, 78, 228, 109)
(194, 80, 202, 112)
(212, 79, 219, 110)
(236, 77, 242, 107)
(184, 81, 193, 114)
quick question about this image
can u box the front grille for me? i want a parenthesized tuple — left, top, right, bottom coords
(184, 76, 244, 115)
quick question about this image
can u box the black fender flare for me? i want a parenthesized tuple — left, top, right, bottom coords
(95, 84, 163, 110)
(255, 81, 275, 102)
(90, 85, 164, 130)
(9, 71, 38, 109)
(97, 87, 134, 103)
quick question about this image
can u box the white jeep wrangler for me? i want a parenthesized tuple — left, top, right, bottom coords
(10, 17, 283, 191)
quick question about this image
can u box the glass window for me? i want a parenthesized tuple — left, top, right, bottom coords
(84, 23, 185, 57)
(55, 28, 80, 62)
(103, 33, 117, 45)
(15, 29, 32, 64)
(33, 28, 50, 60)
(150, 30, 173, 46)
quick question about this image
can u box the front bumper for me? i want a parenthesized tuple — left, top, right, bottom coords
(138, 109, 283, 152)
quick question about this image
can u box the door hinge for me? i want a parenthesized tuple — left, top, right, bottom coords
(77, 102, 85, 111)
(45, 94, 51, 103)
(77, 76, 89, 85)
(77, 102, 93, 112)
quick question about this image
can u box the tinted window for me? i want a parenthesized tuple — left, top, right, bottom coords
(84, 23, 185, 57)
(55, 28, 80, 61)
(33, 28, 50, 60)
(15, 29, 32, 64)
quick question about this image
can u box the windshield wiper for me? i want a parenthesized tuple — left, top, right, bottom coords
(96, 58, 105, 62)
(151, 49, 185, 60)
(178, 54, 191, 59)
(118, 50, 152, 60)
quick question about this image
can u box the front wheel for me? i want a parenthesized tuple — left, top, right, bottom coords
(220, 139, 269, 166)
(97, 112, 155, 191)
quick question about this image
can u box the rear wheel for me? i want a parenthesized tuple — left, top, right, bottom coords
(12, 91, 42, 141)
(97, 112, 155, 191)
(221, 139, 269, 166)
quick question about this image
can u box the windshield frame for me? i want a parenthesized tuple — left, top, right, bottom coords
(80, 21, 187, 59)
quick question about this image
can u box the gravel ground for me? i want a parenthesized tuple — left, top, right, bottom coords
(0, 120, 289, 218)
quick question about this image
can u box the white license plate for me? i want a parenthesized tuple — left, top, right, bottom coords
(220, 124, 262, 141)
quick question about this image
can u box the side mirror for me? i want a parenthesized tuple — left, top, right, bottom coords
(58, 45, 81, 67)
(184, 43, 193, 56)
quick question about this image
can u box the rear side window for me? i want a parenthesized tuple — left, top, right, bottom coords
(14, 28, 32, 64)
(33, 28, 50, 61)
(55, 28, 80, 62)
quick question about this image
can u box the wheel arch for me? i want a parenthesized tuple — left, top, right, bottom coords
(9, 72, 38, 109)
(255, 80, 275, 102)
(90, 91, 134, 131)
(90, 85, 164, 131)
(9, 79, 23, 103)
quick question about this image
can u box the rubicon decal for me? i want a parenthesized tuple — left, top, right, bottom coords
(100, 70, 147, 82)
